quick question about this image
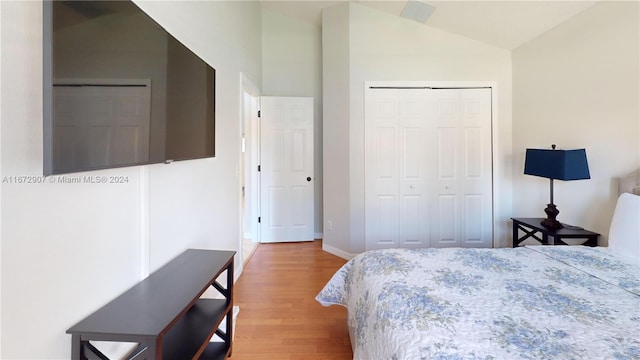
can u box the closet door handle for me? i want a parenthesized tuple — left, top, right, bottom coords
(307, 177, 312, 182)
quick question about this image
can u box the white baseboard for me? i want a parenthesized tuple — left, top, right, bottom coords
(234, 262, 243, 282)
(322, 243, 356, 260)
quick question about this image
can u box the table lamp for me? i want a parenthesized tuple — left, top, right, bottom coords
(524, 144, 590, 229)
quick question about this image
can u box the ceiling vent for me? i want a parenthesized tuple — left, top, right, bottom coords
(400, 0, 436, 23)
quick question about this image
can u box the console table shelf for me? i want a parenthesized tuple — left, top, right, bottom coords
(66, 249, 235, 360)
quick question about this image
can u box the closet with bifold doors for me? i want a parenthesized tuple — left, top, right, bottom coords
(364, 82, 493, 250)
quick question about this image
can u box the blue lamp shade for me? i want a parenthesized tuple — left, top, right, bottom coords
(524, 148, 590, 181)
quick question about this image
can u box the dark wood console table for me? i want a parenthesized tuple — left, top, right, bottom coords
(512, 218, 599, 248)
(66, 249, 235, 360)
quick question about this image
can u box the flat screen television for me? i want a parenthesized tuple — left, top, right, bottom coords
(43, 0, 215, 176)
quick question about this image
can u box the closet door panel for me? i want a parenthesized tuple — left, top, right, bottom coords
(365, 90, 400, 249)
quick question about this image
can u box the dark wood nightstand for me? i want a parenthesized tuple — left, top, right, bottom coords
(511, 217, 599, 248)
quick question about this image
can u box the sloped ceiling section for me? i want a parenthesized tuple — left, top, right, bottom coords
(260, 0, 598, 49)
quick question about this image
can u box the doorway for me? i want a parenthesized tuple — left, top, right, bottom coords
(239, 77, 316, 262)
(240, 75, 260, 265)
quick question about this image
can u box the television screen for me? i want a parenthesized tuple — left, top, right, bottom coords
(43, 0, 215, 175)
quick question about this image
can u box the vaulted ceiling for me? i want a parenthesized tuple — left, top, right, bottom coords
(259, 1, 598, 49)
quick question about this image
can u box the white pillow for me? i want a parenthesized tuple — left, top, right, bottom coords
(608, 192, 640, 262)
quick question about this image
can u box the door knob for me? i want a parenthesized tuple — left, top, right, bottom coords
(307, 177, 312, 182)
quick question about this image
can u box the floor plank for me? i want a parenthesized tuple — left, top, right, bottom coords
(232, 240, 352, 359)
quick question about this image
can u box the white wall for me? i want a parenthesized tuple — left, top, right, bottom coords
(0, 2, 3, 355)
(261, 8, 324, 236)
(322, 3, 352, 257)
(512, 1, 639, 244)
(137, 0, 262, 271)
(323, 3, 513, 255)
(0, 1, 261, 358)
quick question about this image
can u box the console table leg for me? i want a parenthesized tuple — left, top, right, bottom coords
(70, 335, 81, 360)
(227, 262, 234, 356)
(148, 336, 161, 360)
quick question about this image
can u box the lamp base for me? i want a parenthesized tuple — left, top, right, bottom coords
(541, 203, 563, 229)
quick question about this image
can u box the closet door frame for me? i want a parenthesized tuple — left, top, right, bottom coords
(364, 81, 499, 249)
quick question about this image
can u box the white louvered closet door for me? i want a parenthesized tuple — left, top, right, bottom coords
(365, 86, 492, 250)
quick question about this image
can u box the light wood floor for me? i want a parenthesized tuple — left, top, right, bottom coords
(231, 240, 353, 359)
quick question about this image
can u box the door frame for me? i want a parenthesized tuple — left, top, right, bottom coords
(364, 81, 499, 248)
(239, 73, 261, 269)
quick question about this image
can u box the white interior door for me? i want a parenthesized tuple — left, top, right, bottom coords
(260, 96, 314, 243)
(431, 88, 493, 248)
(365, 85, 492, 250)
(365, 88, 433, 249)
(53, 80, 151, 171)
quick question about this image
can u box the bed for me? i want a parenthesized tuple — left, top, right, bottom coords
(316, 174, 640, 359)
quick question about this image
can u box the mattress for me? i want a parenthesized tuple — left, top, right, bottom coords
(316, 246, 640, 359)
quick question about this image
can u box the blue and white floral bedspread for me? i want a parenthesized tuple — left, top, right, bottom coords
(316, 246, 640, 359)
